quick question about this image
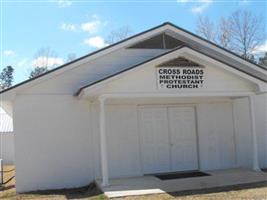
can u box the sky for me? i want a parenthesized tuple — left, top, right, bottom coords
(0, 0, 266, 84)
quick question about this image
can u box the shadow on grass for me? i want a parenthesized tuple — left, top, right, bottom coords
(167, 181, 267, 197)
(22, 182, 106, 199)
(1, 168, 15, 173)
(0, 184, 15, 191)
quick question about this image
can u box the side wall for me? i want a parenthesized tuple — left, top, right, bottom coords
(0, 133, 14, 165)
(13, 95, 94, 192)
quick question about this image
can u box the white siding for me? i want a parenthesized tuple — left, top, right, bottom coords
(254, 94, 267, 168)
(22, 49, 166, 95)
(0, 133, 14, 165)
(13, 95, 94, 192)
(9, 45, 266, 193)
(97, 56, 256, 95)
(96, 100, 240, 178)
(106, 105, 142, 178)
(233, 97, 253, 169)
(233, 95, 267, 169)
(0, 113, 13, 132)
(197, 102, 236, 170)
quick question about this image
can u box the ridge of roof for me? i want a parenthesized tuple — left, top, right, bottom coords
(0, 22, 169, 95)
(75, 45, 186, 96)
(0, 22, 265, 96)
(75, 45, 267, 97)
(164, 22, 267, 71)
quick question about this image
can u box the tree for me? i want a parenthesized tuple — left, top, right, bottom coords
(196, 16, 216, 42)
(32, 47, 58, 68)
(196, 10, 265, 60)
(29, 66, 48, 79)
(228, 10, 265, 59)
(0, 66, 14, 90)
(258, 52, 267, 68)
(106, 26, 133, 44)
(29, 47, 61, 78)
(66, 53, 77, 62)
(217, 17, 232, 49)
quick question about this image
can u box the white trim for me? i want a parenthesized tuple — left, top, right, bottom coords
(99, 92, 255, 100)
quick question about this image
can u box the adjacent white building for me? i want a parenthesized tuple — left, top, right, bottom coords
(0, 22, 266, 193)
(0, 110, 14, 165)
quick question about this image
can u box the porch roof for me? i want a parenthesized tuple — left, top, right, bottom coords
(75, 45, 267, 97)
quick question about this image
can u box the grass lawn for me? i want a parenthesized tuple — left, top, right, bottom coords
(1, 165, 267, 200)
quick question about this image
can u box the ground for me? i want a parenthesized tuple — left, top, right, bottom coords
(0, 166, 267, 200)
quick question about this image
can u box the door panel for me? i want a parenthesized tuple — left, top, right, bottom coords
(197, 103, 236, 170)
(168, 107, 198, 171)
(139, 107, 170, 174)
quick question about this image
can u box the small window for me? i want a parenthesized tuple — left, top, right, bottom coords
(128, 33, 184, 49)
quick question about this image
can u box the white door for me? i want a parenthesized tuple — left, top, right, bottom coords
(197, 102, 236, 170)
(139, 107, 170, 174)
(168, 107, 198, 171)
(139, 106, 198, 174)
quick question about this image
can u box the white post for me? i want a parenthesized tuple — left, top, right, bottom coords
(99, 96, 109, 186)
(248, 95, 260, 171)
(0, 159, 3, 185)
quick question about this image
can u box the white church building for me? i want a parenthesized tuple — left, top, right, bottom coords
(0, 22, 266, 193)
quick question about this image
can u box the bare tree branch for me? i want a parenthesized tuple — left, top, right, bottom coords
(196, 10, 265, 61)
(227, 10, 265, 58)
(33, 47, 58, 68)
(196, 16, 216, 42)
(217, 17, 232, 49)
(106, 26, 133, 44)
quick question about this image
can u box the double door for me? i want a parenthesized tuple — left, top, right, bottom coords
(139, 106, 198, 174)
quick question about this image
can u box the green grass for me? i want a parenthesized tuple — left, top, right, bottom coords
(0, 166, 107, 200)
(1, 166, 267, 200)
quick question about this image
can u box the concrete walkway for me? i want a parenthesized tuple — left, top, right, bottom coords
(96, 169, 267, 198)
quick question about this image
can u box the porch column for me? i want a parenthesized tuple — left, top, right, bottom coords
(99, 96, 109, 186)
(248, 95, 260, 171)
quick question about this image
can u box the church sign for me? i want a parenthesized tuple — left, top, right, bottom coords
(157, 67, 205, 89)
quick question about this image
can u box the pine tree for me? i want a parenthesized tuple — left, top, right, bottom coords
(258, 52, 267, 68)
(0, 66, 14, 90)
(29, 66, 48, 79)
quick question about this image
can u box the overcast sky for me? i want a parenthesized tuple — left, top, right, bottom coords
(1, 0, 266, 84)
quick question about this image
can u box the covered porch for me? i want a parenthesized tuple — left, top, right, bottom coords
(96, 168, 267, 198)
(76, 46, 267, 197)
(92, 92, 261, 187)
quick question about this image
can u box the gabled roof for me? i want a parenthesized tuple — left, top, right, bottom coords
(75, 45, 266, 96)
(0, 22, 266, 96)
